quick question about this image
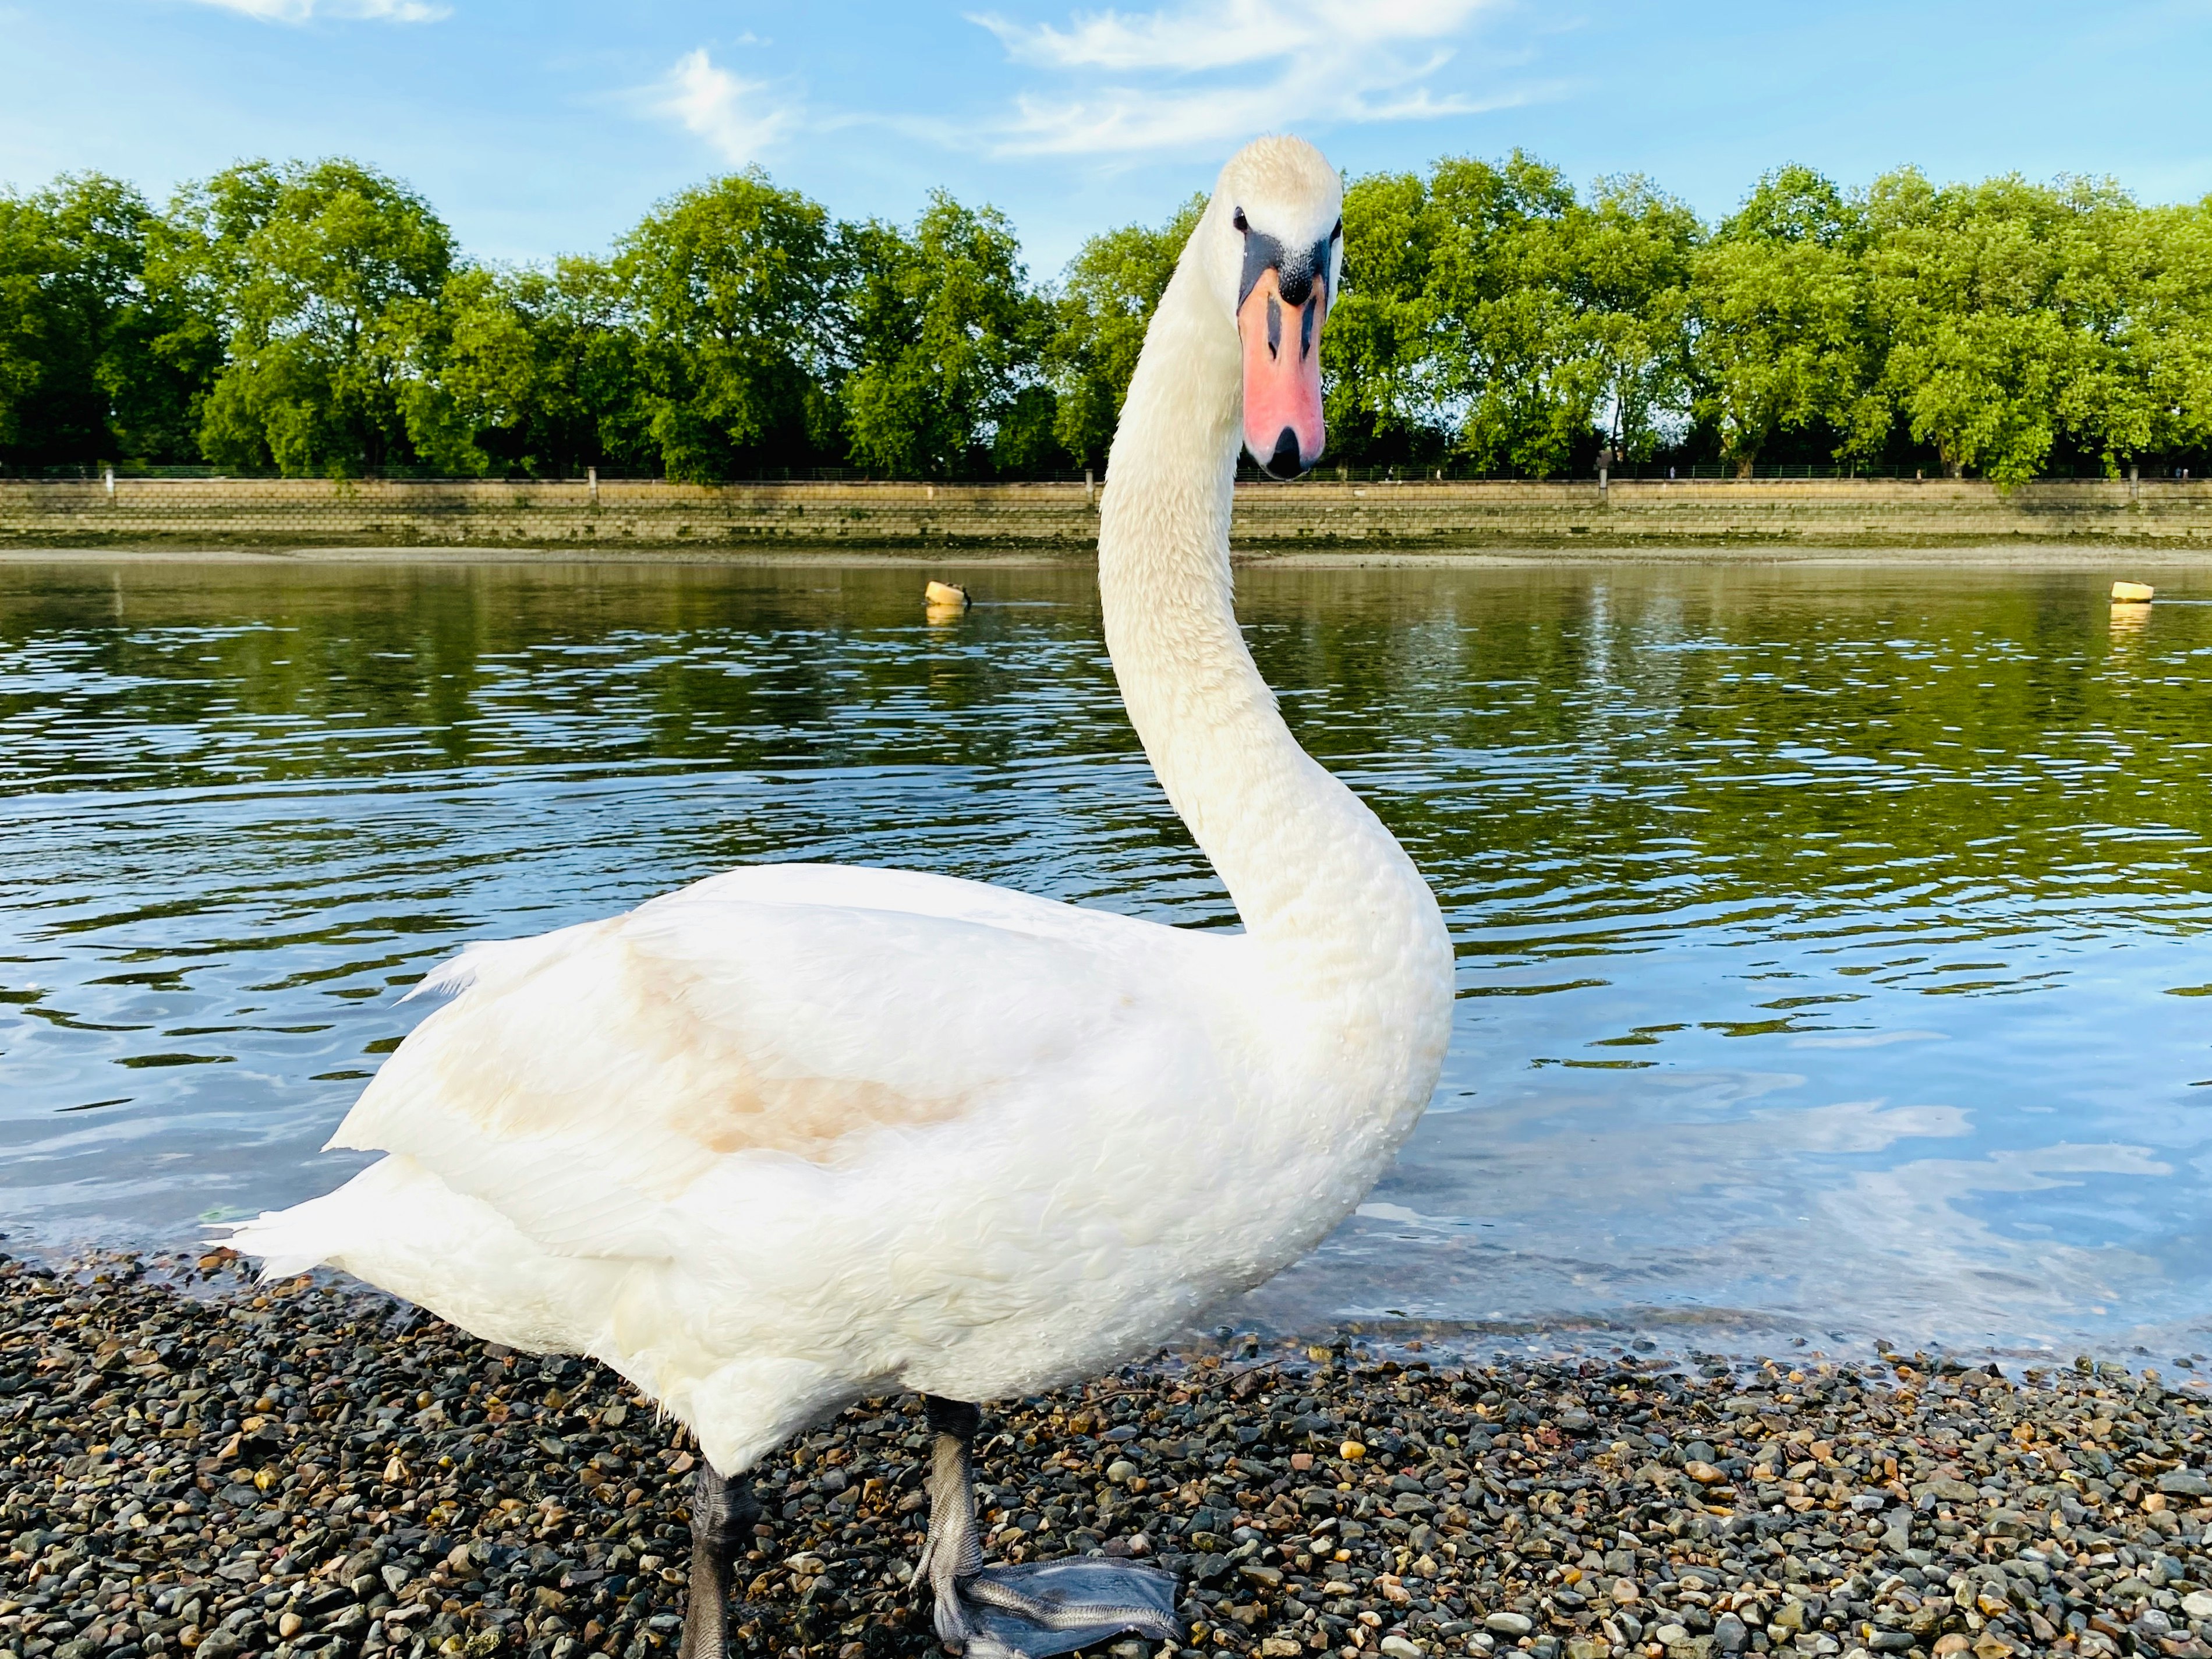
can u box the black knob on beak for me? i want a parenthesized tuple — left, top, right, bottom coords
(1262, 427, 1307, 480)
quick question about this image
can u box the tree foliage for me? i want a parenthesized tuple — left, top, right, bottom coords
(0, 173, 208, 466)
(842, 193, 1051, 479)
(615, 171, 842, 482)
(1046, 194, 1203, 468)
(1691, 167, 1882, 474)
(1, 150, 2208, 480)
(167, 159, 459, 476)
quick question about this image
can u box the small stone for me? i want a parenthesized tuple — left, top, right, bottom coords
(1341, 1440, 1367, 1460)
(1379, 1639, 1424, 1659)
(10, 1246, 2209, 1659)
(1106, 1458, 1137, 1484)
(1653, 1625, 1690, 1648)
(1684, 1460, 1726, 1485)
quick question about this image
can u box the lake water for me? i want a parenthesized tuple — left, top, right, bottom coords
(3, 554, 2210, 1368)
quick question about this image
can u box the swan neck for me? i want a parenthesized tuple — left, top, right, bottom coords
(1097, 253, 1432, 966)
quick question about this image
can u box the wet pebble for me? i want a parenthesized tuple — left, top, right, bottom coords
(1, 1254, 2209, 1659)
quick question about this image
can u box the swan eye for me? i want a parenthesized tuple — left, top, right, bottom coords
(1233, 207, 1250, 234)
(1331, 217, 1343, 242)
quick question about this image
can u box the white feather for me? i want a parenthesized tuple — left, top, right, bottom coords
(225, 137, 1456, 1477)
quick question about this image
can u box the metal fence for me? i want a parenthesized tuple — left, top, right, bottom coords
(0, 461, 2183, 485)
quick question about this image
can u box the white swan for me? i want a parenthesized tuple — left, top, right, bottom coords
(229, 135, 1453, 1658)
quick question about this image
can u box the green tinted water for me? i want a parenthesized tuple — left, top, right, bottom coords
(3, 557, 2209, 1360)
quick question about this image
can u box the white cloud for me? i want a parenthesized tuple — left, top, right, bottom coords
(186, 0, 449, 20)
(968, 0, 1528, 155)
(652, 46, 796, 168)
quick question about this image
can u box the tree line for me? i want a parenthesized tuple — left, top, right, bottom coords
(2, 154, 2208, 483)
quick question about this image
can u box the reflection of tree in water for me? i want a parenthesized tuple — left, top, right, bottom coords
(8, 558, 2212, 1332)
(8, 566, 2210, 951)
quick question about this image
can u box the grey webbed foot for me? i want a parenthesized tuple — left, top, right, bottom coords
(917, 1395, 1183, 1659)
(960, 1558, 1181, 1658)
(678, 1462, 759, 1659)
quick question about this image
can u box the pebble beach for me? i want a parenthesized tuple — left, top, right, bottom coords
(3, 1253, 2209, 1659)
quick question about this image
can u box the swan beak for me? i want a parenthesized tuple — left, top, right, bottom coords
(1237, 266, 1326, 480)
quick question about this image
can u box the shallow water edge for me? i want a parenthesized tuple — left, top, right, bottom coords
(6, 555, 2211, 1366)
(5, 542, 2212, 568)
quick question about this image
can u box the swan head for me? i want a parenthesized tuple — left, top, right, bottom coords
(1201, 136, 1342, 480)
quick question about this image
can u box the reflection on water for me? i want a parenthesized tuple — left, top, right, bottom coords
(3, 557, 2210, 1360)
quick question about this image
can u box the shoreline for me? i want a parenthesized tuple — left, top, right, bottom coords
(3, 544, 2211, 572)
(4, 477, 2211, 557)
(2, 1253, 2207, 1659)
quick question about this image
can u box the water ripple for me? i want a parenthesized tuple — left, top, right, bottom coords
(3, 557, 2209, 1358)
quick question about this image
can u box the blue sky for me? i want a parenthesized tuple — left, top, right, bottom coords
(3, 0, 2209, 275)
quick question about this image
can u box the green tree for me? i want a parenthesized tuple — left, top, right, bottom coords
(171, 158, 459, 475)
(1046, 194, 1203, 468)
(433, 258, 650, 475)
(1689, 165, 1882, 475)
(842, 192, 1052, 479)
(1410, 153, 1696, 476)
(0, 191, 56, 459)
(617, 171, 843, 481)
(0, 173, 213, 467)
(1574, 175, 1700, 464)
(2126, 199, 2212, 461)
(1328, 170, 1449, 466)
(1424, 152, 1592, 475)
(1864, 169, 2081, 482)
(2052, 190, 2212, 472)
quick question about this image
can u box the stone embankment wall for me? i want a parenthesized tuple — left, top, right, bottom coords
(5, 475, 2212, 550)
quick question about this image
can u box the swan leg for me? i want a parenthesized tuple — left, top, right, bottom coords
(915, 1395, 1181, 1659)
(678, 1462, 758, 1659)
(916, 1396, 987, 1650)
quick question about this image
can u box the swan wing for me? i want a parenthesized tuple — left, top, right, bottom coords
(330, 864, 1226, 1261)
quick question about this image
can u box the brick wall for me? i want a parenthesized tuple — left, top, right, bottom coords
(4, 475, 2211, 550)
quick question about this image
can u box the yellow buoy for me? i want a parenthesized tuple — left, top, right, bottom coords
(924, 580, 971, 609)
(2111, 581, 2154, 603)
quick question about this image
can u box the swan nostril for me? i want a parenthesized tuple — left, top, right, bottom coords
(1264, 429, 1305, 479)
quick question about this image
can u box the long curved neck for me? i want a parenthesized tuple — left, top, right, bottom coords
(1098, 246, 1446, 994)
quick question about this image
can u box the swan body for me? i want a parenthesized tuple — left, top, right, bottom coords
(230, 136, 1454, 1489)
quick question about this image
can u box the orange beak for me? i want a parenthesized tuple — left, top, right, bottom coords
(1238, 265, 1326, 479)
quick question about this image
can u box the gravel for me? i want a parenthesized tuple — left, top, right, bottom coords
(2, 1251, 2210, 1659)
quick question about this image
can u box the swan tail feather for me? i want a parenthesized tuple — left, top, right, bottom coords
(220, 1155, 624, 1357)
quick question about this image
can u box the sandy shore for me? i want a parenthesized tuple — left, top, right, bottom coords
(2, 1253, 2207, 1659)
